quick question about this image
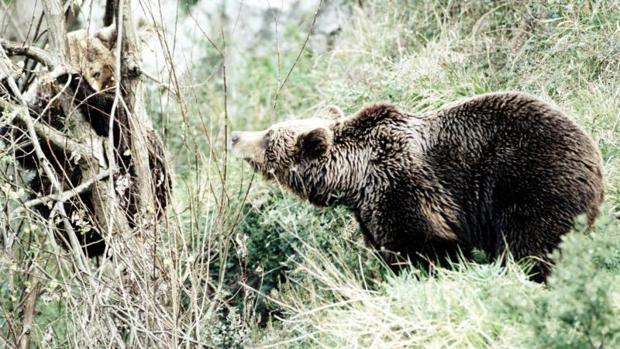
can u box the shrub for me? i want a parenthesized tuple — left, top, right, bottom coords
(525, 213, 620, 349)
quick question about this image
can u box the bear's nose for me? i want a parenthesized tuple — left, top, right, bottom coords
(231, 132, 240, 145)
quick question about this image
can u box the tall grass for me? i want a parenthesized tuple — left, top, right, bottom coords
(252, 212, 620, 348)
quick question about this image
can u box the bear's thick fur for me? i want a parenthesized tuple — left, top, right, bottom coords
(232, 92, 604, 280)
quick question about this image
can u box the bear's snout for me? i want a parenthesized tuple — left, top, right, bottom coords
(230, 130, 267, 163)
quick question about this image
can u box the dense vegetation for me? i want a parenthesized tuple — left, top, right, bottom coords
(2, 1, 619, 348)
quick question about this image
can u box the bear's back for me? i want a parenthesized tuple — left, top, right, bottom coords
(421, 92, 603, 250)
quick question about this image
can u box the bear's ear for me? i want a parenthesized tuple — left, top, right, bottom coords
(299, 128, 333, 159)
(325, 106, 344, 120)
(95, 25, 118, 49)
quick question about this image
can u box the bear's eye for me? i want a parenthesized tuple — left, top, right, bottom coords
(93, 71, 101, 79)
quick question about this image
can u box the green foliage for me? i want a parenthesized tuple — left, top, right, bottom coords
(250, 210, 620, 348)
(202, 307, 249, 349)
(179, 0, 199, 14)
(525, 213, 620, 349)
(231, 187, 374, 322)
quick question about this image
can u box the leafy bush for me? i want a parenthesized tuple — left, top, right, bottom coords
(525, 213, 620, 349)
(230, 187, 379, 322)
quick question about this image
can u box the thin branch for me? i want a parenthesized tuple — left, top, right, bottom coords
(101, 0, 125, 239)
(17, 270, 40, 349)
(23, 65, 70, 104)
(22, 14, 51, 94)
(0, 98, 92, 159)
(272, 0, 323, 110)
(0, 1, 26, 42)
(187, 14, 231, 204)
(13, 169, 113, 216)
(140, 69, 174, 94)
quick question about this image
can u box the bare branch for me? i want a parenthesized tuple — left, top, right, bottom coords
(0, 98, 93, 160)
(0, 1, 26, 42)
(17, 270, 40, 349)
(0, 47, 89, 270)
(22, 65, 71, 103)
(13, 169, 113, 216)
(272, 0, 324, 110)
(0, 38, 55, 68)
(140, 69, 174, 94)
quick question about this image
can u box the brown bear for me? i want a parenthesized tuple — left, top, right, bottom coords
(231, 92, 604, 281)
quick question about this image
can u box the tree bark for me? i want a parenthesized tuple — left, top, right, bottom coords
(18, 269, 40, 349)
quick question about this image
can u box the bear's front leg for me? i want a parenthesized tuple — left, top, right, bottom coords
(355, 199, 471, 273)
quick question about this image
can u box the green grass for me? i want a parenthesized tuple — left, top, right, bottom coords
(252, 210, 620, 348)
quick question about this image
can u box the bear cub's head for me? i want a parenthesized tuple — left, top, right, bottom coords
(231, 107, 344, 199)
(67, 26, 117, 93)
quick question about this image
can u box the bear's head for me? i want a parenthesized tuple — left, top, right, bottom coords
(67, 26, 117, 93)
(231, 107, 350, 205)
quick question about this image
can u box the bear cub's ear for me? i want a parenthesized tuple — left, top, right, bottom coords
(299, 128, 333, 159)
(95, 25, 118, 49)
